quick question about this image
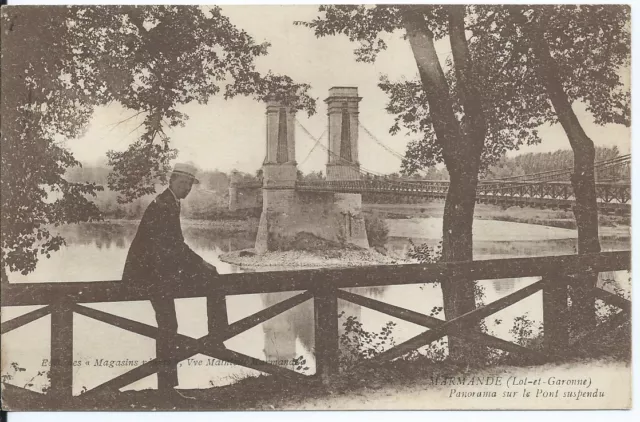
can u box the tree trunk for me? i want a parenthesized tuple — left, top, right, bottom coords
(1, 265, 8, 285)
(402, 6, 486, 363)
(440, 164, 482, 361)
(516, 9, 601, 332)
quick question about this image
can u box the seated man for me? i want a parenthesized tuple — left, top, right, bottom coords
(122, 162, 225, 391)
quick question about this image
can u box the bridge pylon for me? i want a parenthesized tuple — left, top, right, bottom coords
(255, 88, 370, 254)
(324, 87, 369, 249)
(262, 95, 297, 188)
(326, 87, 362, 181)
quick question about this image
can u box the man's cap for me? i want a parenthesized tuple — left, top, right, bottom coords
(171, 162, 200, 184)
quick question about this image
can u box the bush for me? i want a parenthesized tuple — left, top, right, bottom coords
(406, 239, 442, 264)
(1, 362, 50, 393)
(338, 312, 397, 369)
(364, 212, 389, 248)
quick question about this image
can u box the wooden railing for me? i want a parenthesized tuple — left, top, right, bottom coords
(0, 251, 631, 408)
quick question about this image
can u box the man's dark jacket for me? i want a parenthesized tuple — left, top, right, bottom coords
(122, 188, 204, 288)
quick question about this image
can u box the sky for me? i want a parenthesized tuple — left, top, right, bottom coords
(63, 5, 631, 176)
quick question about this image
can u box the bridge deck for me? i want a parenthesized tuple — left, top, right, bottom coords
(294, 180, 631, 212)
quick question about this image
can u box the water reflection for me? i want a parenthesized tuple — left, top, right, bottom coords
(60, 222, 137, 249)
(259, 292, 369, 367)
(53, 222, 257, 255)
(492, 278, 517, 295)
(261, 292, 312, 365)
(387, 237, 629, 260)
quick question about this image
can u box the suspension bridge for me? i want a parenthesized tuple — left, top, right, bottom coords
(227, 87, 631, 253)
(295, 155, 631, 213)
(231, 88, 631, 215)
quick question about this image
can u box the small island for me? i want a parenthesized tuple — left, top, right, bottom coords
(219, 232, 401, 269)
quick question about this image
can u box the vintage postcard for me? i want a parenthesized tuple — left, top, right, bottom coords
(0, 4, 631, 411)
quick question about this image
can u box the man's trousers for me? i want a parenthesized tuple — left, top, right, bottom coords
(151, 293, 227, 390)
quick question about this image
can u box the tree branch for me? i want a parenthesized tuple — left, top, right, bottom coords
(110, 110, 145, 129)
(125, 7, 147, 34)
(507, 6, 592, 155)
(447, 5, 486, 148)
(400, 5, 461, 170)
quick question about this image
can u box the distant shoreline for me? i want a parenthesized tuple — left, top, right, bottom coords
(80, 201, 630, 243)
(364, 202, 630, 240)
(81, 217, 260, 235)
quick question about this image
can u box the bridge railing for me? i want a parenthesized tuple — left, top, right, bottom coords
(1, 251, 631, 408)
(295, 179, 631, 207)
(230, 180, 262, 188)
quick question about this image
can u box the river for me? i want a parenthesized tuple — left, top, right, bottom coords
(1, 218, 630, 395)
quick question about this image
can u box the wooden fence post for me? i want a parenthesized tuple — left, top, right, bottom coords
(314, 287, 339, 385)
(50, 302, 73, 400)
(207, 292, 229, 344)
(543, 277, 569, 358)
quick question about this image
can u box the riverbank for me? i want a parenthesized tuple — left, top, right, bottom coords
(83, 201, 630, 242)
(364, 202, 630, 240)
(71, 217, 260, 235)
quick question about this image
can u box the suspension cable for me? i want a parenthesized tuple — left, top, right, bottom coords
(358, 121, 405, 161)
(295, 118, 386, 177)
(299, 129, 326, 166)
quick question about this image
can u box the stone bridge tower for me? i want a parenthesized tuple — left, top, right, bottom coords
(262, 97, 297, 188)
(324, 87, 368, 249)
(326, 87, 361, 181)
(255, 88, 369, 253)
(255, 96, 298, 253)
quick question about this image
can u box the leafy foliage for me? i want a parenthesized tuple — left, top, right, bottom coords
(406, 240, 442, 264)
(486, 147, 626, 180)
(1, 362, 50, 393)
(290, 355, 310, 374)
(1, 7, 103, 277)
(70, 6, 316, 202)
(509, 313, 542, 348)
(363, 212, 389, 248)
(300, 5, 630, 177)
(106, 142, 178, 203)
(595, 273, 631, 327)
(65, 163, 261, 219)
(524, 5, 630, 126)
(1, 5, 315, 276)
(338, 311, 397, 368)
(296, 5, 404, 63)
(296, 5, 455, 63)
(401, 338, 448, 363)
(390, 5, 629, 176)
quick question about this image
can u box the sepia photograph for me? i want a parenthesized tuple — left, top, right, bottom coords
(0, 2, 632, 412)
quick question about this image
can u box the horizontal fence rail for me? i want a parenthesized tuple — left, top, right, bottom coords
(0, 251, 632, 409)
(1, 251, 630, 306)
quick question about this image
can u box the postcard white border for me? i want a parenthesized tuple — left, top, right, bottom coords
(3, 0, 638, 421)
